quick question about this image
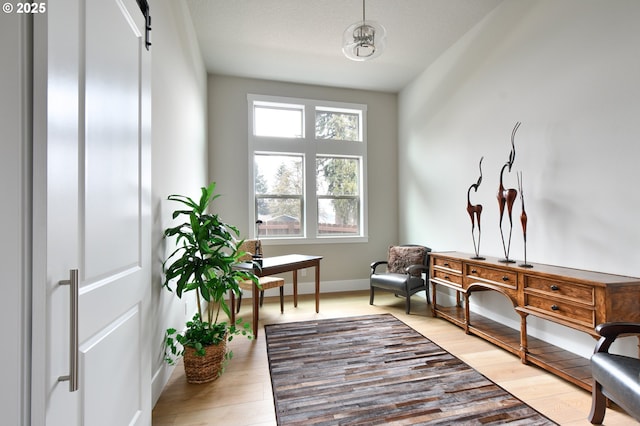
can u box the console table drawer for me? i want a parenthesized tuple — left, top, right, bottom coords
(433, 269, 463, 287)
(525, 294, 595, 327)
(524, 276, 594, 305)
(433, 257, 462, 273)
(465, 264, 517, 289)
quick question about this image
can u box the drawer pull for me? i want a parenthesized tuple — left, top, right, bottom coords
(551, 304, 560, 311)
(471, 269, 477, 274)
(550, 285, 559, 291)
(502, 276, 509, 282)
(444, 262, 450, 267)
(444, 275, 450, 280)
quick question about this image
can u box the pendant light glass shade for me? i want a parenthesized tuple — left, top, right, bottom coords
(342, 1, 386, 61)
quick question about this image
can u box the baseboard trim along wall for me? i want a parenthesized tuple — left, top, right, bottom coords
(263, 278, 370, 296)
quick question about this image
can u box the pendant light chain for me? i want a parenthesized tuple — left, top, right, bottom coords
(362, 0, 366, 23)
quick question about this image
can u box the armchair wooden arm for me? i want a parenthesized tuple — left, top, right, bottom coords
(406, 264, 429, 276)
(589, 322, 640, 424)
(370, 261, 388, 275)
(593, 322, 640, 354)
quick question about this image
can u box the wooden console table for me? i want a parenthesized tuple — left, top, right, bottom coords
(429, 251, 640, 391)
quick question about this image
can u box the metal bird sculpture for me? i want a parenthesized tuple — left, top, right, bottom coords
(497, 122, 521, 263)
(517, 171, 532, 267)
(467, 157, 485, 259)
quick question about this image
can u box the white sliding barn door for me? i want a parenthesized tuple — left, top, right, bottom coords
(32, 0, 151, 424)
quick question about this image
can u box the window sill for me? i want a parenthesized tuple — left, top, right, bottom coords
(258, 236, 369, 246)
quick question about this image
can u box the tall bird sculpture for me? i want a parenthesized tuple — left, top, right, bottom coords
(517, 171, 532, 267)
(497, 122, 521, 263)
(466, 157, 484, 259)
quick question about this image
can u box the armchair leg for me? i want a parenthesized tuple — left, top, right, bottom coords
(369, 288, 374, 305)
(589, 381, 606, 424)
(405, 296, 411, 315)
(237, 292, 243, 313)
(279, 287, 284, 313)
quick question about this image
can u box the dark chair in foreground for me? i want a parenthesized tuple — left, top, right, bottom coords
(369, 245, 431, 314)
(589, 322, 640, 424)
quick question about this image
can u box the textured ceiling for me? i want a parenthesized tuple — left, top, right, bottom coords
(186, 0, 503, 93)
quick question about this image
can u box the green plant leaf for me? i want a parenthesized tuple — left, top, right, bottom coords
(162, 183, 257, 368)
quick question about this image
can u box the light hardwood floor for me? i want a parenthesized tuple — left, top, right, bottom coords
(152, 291, 637, 425)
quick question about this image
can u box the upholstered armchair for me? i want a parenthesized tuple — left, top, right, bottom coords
(589, 322, 640, 424)
(369, 245, 431, 314)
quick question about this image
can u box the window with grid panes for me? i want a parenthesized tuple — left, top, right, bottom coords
(248, 94, 368, 243)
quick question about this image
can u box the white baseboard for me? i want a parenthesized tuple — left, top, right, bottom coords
(151, 362, 175, 407)
(240, 278, 370, 298)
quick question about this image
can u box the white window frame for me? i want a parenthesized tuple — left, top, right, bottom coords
(248, 94, 368, 244)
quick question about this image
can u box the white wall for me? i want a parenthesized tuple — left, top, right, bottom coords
(0, 13, 31, 426)
(399, 0, 640, 357)
(207, 75, 398, 292)
(149, 0, 208, 404)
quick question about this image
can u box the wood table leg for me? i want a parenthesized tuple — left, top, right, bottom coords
(463, 293, 470, 334)
(315, 263, 320, 313)
(519, 311, 529, 364)
(252, 282, 259, 339)
(431, 282, 437, 317)
(293, 269, 298, 307)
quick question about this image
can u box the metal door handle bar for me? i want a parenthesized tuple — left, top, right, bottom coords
(58, 269, 79, 392)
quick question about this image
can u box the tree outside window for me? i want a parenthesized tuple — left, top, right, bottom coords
(316, 156, 360, 235)
(255, 154, 303, 237)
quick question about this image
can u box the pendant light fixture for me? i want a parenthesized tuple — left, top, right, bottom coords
(342, 0, 387, 61)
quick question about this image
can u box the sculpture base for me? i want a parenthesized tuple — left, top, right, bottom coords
(498, 258, 516, 263)
(470, 256, 486, 260)
(519, 263, 533, 268)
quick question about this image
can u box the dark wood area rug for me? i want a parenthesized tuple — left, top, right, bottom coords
(265, 314, 557, 425)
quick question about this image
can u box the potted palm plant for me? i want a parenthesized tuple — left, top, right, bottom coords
(162, 182, 258, 383)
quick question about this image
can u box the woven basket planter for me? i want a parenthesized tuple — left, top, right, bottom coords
(182, 338, 227, 384)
